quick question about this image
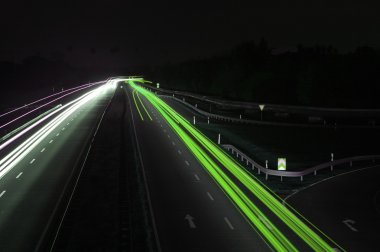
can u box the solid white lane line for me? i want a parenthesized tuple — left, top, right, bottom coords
(224, 217, 235, 230)
(207, 192, 214, 201)
(194, 174, 200, 181)
(30, 159, 36, 164)
(0, 190, 5, 198)
(41, 148, 46, 152)
(16, 172, 23, 179)
(49, 140, 53, 144)
(185, 161, 190, 166)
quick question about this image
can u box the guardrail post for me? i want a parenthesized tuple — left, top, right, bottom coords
(331, 153, 334, 171)
(173, 94, 174, 97)
(195, 104, 197, 108)
(218, 133, 221, 145)
(300, 176, 303, 182)
(193, 116, 196, 125)
(258, 169, 260, 175)
(252, 163, 255, 170)
(246, 159, 249, 165)
(207, 117, 210, 124)
(265, 160, 268, 169)
(265, 173, 268, 180)
(239, 114, 242, 119)
(241, 155, 244, 161)
(281, 176, 283, 182)
(314, 170, 317, 176)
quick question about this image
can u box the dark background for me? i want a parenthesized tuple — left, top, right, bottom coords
(1, 0, 380, 108)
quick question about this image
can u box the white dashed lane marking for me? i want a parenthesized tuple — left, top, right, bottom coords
(224, 217, 235, 230)
(207, 192, 214, 201)
(194, 174, 200, 181)
(30, 159, 35, 164)
(49, 140, 53, 144)
(185, 161, 190, 166)
(16, 172, 23, 179)
(41, 148, 45, 153)
(0, 191, 6, 198)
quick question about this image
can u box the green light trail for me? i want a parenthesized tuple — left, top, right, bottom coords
(136, 91, 153, 121)
(141, 89, 296, 251)
(132, 89, 144, 121)
(128, 80, 343, 252)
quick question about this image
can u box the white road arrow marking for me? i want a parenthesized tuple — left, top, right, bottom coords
(343, 219, 358, 232)
(185, 214, 196, 229)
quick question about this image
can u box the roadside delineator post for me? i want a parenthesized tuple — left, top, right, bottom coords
(259, 104, 265, 121)
(265, 160, 268, 169)
(217, 133, 221, 145)
(331, 153, 334, 171)
(239, 114, 242, 119)
(207, 117, 210, 124)
(195, 104, 197, 108)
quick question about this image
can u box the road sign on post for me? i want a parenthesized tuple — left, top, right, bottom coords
(278, 158, 286, 171)
(259, 104, 265, 121)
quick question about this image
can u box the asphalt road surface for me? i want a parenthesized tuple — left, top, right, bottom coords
(125, 85, 272, 251)
(0, 85, 114, 251)
(287, 165, 380, 251)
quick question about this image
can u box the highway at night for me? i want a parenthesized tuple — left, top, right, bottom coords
(0, 78, 378, 251)
(0, 82, 116, 251)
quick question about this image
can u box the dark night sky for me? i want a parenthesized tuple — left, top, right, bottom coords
(1, 0, 379, 67)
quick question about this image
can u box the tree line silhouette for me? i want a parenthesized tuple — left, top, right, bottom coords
(147, 40, 380, 108)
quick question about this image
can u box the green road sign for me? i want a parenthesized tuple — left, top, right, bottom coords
(278, 158, 286, 171)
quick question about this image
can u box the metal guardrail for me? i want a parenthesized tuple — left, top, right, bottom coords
(147, 84, 380, 117)
(160, 95, 339, 128)
(222, 144, 380, 181)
